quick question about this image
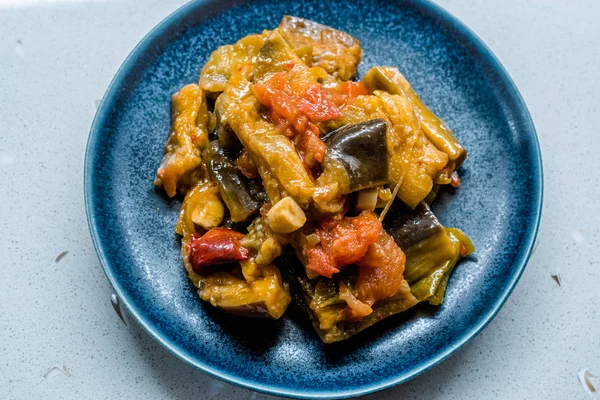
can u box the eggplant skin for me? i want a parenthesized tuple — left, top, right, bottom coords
(197, 264, 291, 319)
(383, 201, 475, 305)
(279, 254, 418, 344)
(202, 141, 262, 222)
(278, 15, 363, 81)
(383, 202, 444, 250)
(322, 119, 388, 193)
(216, 118, 244, 156)
(294, 274, 418, 343)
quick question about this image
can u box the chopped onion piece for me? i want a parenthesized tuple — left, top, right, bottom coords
(356, 188, 378, 211)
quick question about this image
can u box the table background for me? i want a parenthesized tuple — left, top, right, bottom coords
(2, 0, 599, 398)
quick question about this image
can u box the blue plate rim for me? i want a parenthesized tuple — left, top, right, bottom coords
(84, 0, 544, 398)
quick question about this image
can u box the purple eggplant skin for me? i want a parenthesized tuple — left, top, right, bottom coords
(202, 140, 262, 222)
(216, 119, 244, 156)
(322, 119, 388, 193)
(382, 201, 444, 250)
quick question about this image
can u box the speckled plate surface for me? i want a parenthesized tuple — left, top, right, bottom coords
(84, 0, 542, 398)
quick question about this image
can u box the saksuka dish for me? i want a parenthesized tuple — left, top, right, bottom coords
(154, 16, 474, 343)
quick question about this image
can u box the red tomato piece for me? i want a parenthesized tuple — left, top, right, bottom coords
(328, 220, 369, 266)
(351, 210, 382, 242)
(297, 85, 342, 121)
(251, 72, 352, 170)
(341, 81, 368, 99)
(306, 211, 383, 278)
(306, 246, 339, 278)
(355, 232, 406, 305)
(270, 90, 299, 122)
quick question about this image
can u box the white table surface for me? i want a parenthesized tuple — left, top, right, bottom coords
(2, 0, 599, 398)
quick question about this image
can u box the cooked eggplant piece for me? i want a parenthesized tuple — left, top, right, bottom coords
(292, 271, 418, 343)
(363, 66, 467, 168)
(215, 115, 243, 155)
(241, 216, 284, 269)
(175, 180, 224, 236)
(384, 202, 474, 304)
(339, 93, 448, 209)
(154, 84, 210, 197)
(405, 227, 473, 304)
(202, 140, 262, 222)
(199, 31, 271, 96)
(215, 62, 316, 207)
(383, 202, 444, 249)
(279, 16, 363, 80)
(253, 29, 302, 83)
(403, 229, 457, 290)
(247, 179, 269, 205)
(426, 228, 474, 305)
(319, 119, 388, 194)
(198, 264, 291, 319)
(407, 230, 459, 304)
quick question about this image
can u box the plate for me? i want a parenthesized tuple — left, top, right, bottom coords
(84, 0, 542, 398)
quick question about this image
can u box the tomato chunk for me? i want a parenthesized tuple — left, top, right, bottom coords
(305, 210, 382, 277)
(187, 228, 249, 273)
(251, 73, 366, 170)
(341, 81, 368, 99)
(297, 85, 341, 121)
(306, 246, 339, 278)
(329, 210, 381, 266)
(295, 122, 326, 167)
(355, 232, 406, 305)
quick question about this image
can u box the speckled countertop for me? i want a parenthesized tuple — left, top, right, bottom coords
(1, 0, 599, 398)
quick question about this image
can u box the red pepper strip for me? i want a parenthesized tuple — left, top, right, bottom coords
(187, 228, 249, 273)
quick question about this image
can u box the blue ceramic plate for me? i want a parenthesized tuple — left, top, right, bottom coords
(85, 0, 542, 398)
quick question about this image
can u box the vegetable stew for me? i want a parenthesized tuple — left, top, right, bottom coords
(154, 16, 473, 343)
